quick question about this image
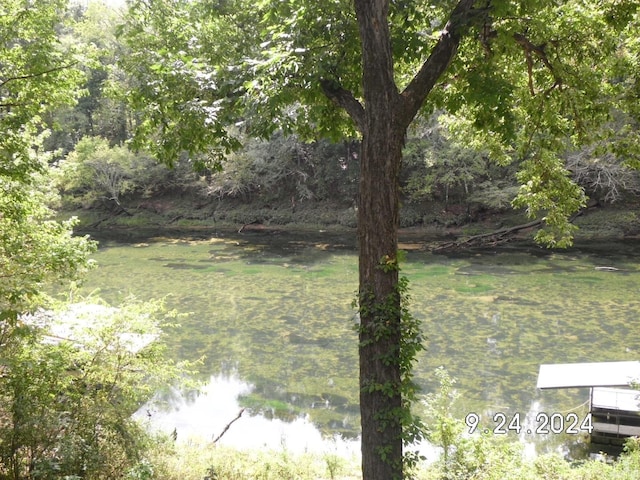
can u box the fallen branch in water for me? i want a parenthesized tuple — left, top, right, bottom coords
(238, 220, 260, 233)
(212, 408, 245, 444)
(429, 205, 595, 252)
(430, 219, 543, 252)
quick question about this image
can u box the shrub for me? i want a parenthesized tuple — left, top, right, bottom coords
(0, 297, 192, 480)
(55, 137, 206, 211)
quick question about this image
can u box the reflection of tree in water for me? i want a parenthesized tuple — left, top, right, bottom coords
(238, 382, 360, 439)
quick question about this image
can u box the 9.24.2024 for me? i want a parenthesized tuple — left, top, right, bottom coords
(464, 412, 593, 435)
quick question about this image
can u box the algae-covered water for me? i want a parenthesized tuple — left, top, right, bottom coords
(77, 230, 640, 453)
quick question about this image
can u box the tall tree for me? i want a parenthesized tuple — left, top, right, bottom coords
(119, 1, 639, 478)
(0, 0, 95, 319)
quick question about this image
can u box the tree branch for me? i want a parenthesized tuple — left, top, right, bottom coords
(430, 219, 544, 251)
(320, 78, 365, 133)
(212, 408, 245, 444)
(0, 102, 25, 109)
(0, 62, 78, 89)
(398, 0, 480, 129)
(513, 32, 562, 96)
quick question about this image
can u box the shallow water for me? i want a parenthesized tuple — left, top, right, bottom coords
(77, 230, 640, 455)
(133, 373, 361, 456)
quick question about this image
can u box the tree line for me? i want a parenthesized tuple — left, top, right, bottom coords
(0, 1, 190, 478)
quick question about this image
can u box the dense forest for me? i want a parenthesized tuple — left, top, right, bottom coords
(2, 0, 640, 479)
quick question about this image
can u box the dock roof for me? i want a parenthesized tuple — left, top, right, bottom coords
(536, 361, 640, 390)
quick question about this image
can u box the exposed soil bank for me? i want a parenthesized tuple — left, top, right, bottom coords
(65, 195, 640, 247)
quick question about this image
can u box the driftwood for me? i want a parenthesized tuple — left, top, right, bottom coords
(430, 219, 543, 252)
(212, 408, 245, 444)
(429, 204, 597, 252)
(238, 220, 260, 233)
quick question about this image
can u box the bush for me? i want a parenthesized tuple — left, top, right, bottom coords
(55, 137, 206, 210)
(0, 297, 192, 480)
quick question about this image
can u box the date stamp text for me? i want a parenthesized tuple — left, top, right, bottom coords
(464, 412, 593, 435)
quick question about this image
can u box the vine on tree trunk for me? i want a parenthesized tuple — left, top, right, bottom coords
(355, 254, 427, 478)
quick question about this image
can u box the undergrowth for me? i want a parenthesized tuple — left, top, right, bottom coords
(137, 436, 640, 480)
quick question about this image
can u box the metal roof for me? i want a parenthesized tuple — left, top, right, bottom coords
(536, 361, 640, 390)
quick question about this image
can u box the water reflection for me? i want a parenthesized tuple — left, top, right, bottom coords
(136, 374, 360, 456)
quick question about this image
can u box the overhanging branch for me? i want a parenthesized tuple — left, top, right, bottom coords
(513, 32, 562, 96)
(0, 62, 78, 89)
(320, 78, 365, 133)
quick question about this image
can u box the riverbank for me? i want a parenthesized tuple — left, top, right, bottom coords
(65, 195, 640, 246)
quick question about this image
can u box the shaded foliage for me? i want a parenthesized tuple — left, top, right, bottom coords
(0, 4, 192, 479)
(403, 116, 519, 212)
(0, 0, 95, 320)
(44, 2, 131, 155)
(56, 137, 203, 211)
(207, 133, 359, 205)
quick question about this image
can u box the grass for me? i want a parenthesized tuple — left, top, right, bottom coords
(142, 435, 640, 480)
(147, 439, 360, 480)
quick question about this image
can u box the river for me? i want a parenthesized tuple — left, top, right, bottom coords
(74, 229, 640, 457)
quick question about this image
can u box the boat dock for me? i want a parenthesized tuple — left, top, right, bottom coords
(537, 361, 640, 451)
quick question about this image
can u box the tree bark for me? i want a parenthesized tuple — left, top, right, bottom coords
(358, 132, 405, 479)
(352, 1, 405, 478)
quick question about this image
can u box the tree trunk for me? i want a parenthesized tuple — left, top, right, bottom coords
(321, 2, 478, 477)
(358, 127, 405, 479)
(354, 2, 406, 478)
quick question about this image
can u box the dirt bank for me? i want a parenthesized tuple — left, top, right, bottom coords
(64, 193, 640, 249)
